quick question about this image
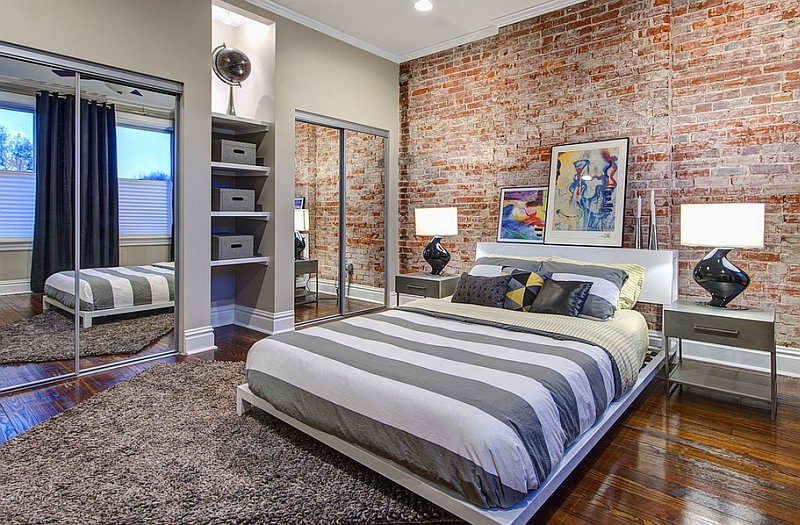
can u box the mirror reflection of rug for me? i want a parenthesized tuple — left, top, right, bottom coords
(0, 309, 174, 365)
(0, 361, 457, 525)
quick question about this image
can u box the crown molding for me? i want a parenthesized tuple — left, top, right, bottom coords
(490, 0, 586, 28)
(243, 0, 400, 63)
(398, 26, 499, 63)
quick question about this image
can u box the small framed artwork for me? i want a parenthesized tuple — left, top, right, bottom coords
(294, 197, 305, 209)
(497, 187, 548, 243)
(544, 138, 629, 247)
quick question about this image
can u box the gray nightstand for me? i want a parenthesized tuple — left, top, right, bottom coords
(395, 272, 460, 304)
(663, 299, 777, 419)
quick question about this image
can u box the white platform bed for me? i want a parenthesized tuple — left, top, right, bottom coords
(237, 243, 678, 525)
(43, 264, 175, 328)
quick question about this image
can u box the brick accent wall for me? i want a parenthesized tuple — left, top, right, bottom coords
(295, 122, 385, 289)
(399, 0, 800, 346)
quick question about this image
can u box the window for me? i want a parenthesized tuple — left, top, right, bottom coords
(116, 120, 173, 237)
(0, 105, 174, 242)
(0, 105, 36, 239)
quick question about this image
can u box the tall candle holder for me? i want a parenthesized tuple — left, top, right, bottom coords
(634, 195, 643, 249)
(648, 190, 658, 250)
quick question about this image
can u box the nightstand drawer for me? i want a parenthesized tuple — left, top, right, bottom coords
(663, 309, 774, 352)
(395, 273, 460, 299)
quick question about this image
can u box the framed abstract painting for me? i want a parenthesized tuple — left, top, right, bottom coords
(497, 187, 548, 243)
(544, 138, 629, 247)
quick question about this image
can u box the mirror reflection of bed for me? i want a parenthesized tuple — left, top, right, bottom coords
(0, 52, 178, 393)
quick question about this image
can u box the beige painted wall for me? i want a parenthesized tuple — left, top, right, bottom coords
(0, 0, 212, 350)
(223, 1, 400, 318)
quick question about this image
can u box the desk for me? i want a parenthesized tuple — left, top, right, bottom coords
(663, 299, 776, 419)
(295, 259, 319, 305)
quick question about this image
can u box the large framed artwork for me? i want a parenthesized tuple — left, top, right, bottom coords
(544, 138, 629, 247)
(497, 187, 547, 243)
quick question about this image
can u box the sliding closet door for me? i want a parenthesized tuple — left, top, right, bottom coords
(0, 56, 78, 391)
(342, 130, 386, 316)
(78, 78, 177, 372)
(294, 112, 388, 324)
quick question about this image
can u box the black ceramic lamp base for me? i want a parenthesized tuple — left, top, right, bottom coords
(294, 232, 306, 260)
(423, 236, 450, 276)
(693, 248, 750, 308)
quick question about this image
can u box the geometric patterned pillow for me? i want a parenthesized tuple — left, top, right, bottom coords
(451, 273, 513, 309)
(502, 270, 551, 312)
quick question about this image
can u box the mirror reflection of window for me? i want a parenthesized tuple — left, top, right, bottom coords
(0, 103, 36, 240)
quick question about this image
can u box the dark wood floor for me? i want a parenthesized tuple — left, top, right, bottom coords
(2, 308, 800, 524)
(294, 291, 384, 324)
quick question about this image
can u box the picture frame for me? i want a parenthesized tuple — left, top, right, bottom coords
(544, 138, 629, 247)
(497, 187, 548, 243)
(294, 197, 305, 209)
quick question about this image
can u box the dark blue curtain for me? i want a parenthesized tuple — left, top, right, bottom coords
(31, 92, 119, 293)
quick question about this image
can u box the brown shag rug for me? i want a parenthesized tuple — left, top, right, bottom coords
(0, 309, 174, 365)
(0, 361, 458, 525)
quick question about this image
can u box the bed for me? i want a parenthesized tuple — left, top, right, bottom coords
(237, 243, 678, 525)
(42, 263, 175, 328)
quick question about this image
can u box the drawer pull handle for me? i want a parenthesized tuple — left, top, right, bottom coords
(693, 325, 739, 338)
(407, 285, 427, 290)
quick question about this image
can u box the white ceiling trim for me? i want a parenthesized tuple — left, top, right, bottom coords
(243, 0, 589, 65)
(244, 0, 401, 63)
(489, 0, 587, 28)
(398, 26, 499, 63)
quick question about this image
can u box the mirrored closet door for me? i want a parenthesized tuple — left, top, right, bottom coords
(0, 43, 181, 394)
(294, 112, 387, 325)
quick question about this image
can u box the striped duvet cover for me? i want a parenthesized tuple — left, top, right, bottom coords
(44, 264, 175, 311)
(245, 300, 648, 509)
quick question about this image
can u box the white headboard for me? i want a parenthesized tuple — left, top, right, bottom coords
(475, 242, 678, 305)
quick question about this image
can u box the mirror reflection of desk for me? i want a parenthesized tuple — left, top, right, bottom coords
(295, 259, 318, 305)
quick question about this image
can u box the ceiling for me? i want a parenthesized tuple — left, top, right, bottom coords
(245, 0, 584, 63)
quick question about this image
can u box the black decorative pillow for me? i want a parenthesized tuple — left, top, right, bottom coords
(451, 273, 513, 309)
(529, 279, 593, 317)
(539, 261, 628, 320)
(503, 270, 552, 312)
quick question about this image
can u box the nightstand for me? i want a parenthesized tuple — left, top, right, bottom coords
(295, 259, 319, 305)
(395, 272, 460, 304)
(663, 299, 777, 419)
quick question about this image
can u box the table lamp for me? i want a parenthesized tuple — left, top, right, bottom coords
(680, 203, 765, 308)
(294, 208, 309, 260)
(414, 207, 458, 275)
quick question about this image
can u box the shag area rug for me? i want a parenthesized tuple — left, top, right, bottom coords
(0, 361, 458, 525)
(0, 309, 174, 365)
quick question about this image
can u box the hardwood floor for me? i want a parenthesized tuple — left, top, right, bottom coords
(294, 292, 383, 324)
(1, 317, 799, 524)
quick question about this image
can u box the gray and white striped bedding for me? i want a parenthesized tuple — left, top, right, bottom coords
(246, 302, 648, 509)
(44, 264, 175, 311)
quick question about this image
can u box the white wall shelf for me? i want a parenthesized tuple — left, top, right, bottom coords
(211, 112, 270, 135)
(211, 211, 270, 219)
(211, 256, 270, 267)
(211, 162, 270, 177)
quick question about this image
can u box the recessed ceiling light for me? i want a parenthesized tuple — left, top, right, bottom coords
(414, 0, 433, 12)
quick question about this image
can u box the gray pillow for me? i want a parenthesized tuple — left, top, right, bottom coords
(451, 273, 513, 309)
(539, 260, 628, 320)
(469, 257, 543, 277)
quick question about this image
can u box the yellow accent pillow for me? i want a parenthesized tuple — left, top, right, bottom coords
(549, 256, 645, 309)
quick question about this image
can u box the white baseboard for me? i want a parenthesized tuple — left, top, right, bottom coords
(234, 305, 294, 335)
(183, 325, 217, 355)
(314, 278, 385, 305)
(210, 302, 235, 327)
(0, 279, 31, 295)
(654, 330, 800, 378)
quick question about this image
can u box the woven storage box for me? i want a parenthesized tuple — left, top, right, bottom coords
(212, 139, 256, 165)
(212, 234, 254, 260)
(212, 188, 255, 212)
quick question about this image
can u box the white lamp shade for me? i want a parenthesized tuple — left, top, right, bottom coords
(415, 207, 458, 237)
(680, 203, 765, 249)
(294, 208, 309, 232)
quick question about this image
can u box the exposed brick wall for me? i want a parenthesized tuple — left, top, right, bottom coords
(295, 123, 385, 289)
(399, 0, 800, 346)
